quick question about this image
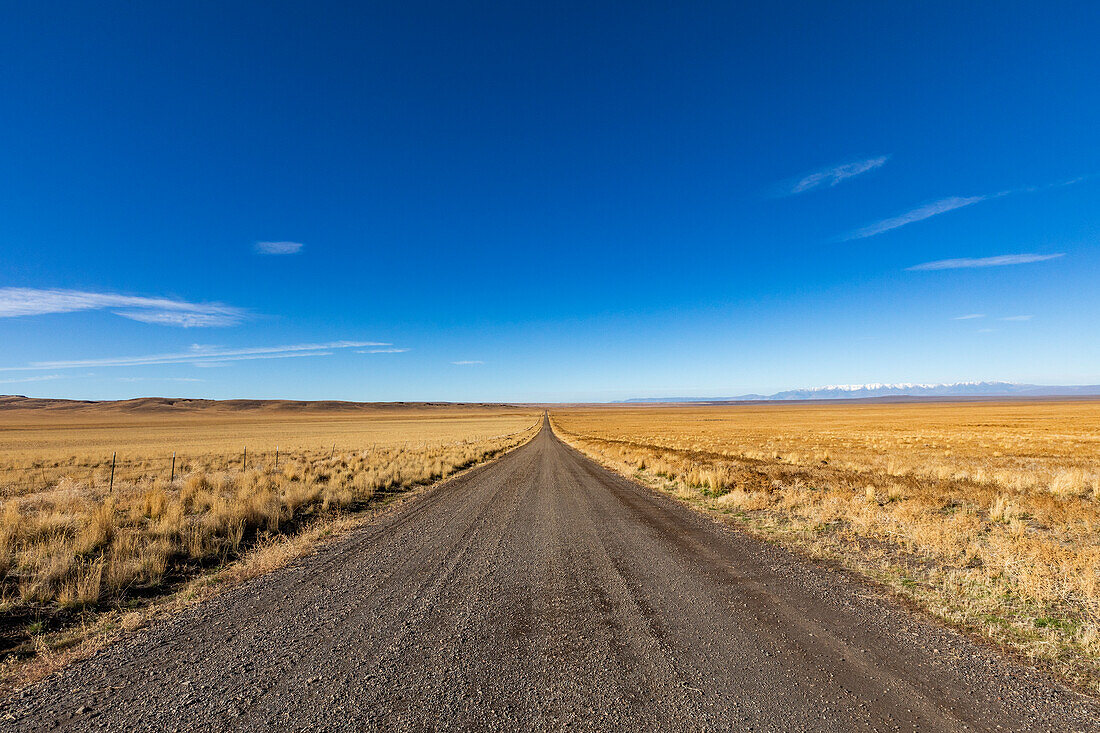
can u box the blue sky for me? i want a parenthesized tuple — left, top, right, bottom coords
(2, 2, 1098, 402)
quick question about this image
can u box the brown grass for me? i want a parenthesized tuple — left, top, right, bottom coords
(0, 404, 539, 648)
(2, 485, 445, 692)
(550, 400, 1100, 692)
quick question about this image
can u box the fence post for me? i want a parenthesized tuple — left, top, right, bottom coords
(243, 447, 247, 470)
(109, 452, 116, 493)
(275, 446, 279, 469)
(170, 452, 176, 483)
(330, 443, 335, 459)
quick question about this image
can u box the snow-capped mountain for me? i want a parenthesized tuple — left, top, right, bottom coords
(765, 381, 1020, 400)
(622, 381, 1100, 403)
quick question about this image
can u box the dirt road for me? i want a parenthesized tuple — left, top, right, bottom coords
(5, 419, 1098, 731)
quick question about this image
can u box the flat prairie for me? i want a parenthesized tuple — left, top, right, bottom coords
(0, 397, 537, 463)
(0, 398, 539, 665)
(551, 399, 1100, 691)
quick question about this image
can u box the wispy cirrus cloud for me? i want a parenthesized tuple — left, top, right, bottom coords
(0, 288, 246, 327)
(356, 348, 410, 354)
(952, 313, 985, 320)
(0, 374, 65, 384)
(0, 341, 391, 372)
(451, 360, 484, 365)
(908, 253, 1064, 271)
(116, 376, 205, 383)
(842, 175, 1091, 241)
(786, 156, 890, 195)
(112, 310, 240, 327)
(254, 241, 303, 255)
(845, 195, 987, 240)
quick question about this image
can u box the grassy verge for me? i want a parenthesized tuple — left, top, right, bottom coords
(552, 420, 1100, 695)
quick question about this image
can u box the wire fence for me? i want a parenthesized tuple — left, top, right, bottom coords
(0, 446, 331, 497)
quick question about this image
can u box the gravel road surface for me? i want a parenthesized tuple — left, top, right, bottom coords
(4, 418, 1098, 731)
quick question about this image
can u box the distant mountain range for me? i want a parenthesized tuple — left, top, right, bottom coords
(0, 396, 524, 413)
(621, 381, 1100, 403)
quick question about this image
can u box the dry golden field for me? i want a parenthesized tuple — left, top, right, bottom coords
(0, 399, 539, 644)
(551, 400, 1100, 690)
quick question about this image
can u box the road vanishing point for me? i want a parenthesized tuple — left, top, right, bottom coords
(4, 419, 1098, 731)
